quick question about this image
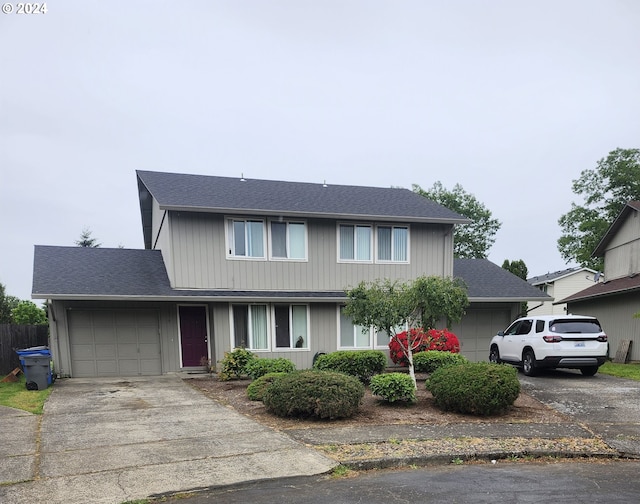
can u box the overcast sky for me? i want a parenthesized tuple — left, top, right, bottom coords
(2, 1, 639, 301)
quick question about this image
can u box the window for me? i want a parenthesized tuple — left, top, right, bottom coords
(232, 304, 268, 350)
(274, 304, 309, 349)
(227, 219, 265, 258)
(377, 226, 408, 262)
(270, 221, 306, 260)
(339, 307, 389, 349)
(339, 224, 372, 261)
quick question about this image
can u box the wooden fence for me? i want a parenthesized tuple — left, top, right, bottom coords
(0, 324, 49, 376)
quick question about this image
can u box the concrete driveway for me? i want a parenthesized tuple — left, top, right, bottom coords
(519, 369, 640, 457)
(0, 375, 335, 504)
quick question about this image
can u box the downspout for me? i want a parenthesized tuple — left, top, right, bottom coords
(47, 300, 63, 379)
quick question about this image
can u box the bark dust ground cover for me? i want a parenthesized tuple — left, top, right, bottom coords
(185, 373, 617, 464)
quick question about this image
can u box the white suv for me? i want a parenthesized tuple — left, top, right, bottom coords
(489, 314, 608, 376)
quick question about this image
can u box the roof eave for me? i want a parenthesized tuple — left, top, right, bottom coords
(158, 204, 471, 225)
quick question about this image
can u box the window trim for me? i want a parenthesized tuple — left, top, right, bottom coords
(229, 303, 270, 352)
(337, 306, 392, 350)
(375, 224, 410, 264)
(268, 219, 308, 262)
(272, 304, 310, 351)
(229, 303, 311, 352)
(225, 217, 267, 261)
(337, 222, 374, 263)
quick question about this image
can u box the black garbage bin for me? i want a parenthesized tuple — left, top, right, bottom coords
(22, 354, 51, 391)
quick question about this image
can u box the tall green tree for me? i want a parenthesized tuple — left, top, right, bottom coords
(0, 283, 20, 323)
(558, 148, 640, 271)
(502, 259, 529, 316)
(12, 301, 48, 325)
(413, 182, 501, 259)
(344, 276, 468, 387)
(75, 228, 101, 248)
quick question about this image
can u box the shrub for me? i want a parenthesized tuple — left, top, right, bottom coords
(245, 358, 296, 380)
(218, 348, 256, 381)
(389, 328, 460, 366)
(413, 350, 469, 373)
(426, 362, 520, 416)
(263, 370, 365, 419)
(246, 372, 287, 401)
(312, 350, 386, 384)
(369, 373, 416, 403)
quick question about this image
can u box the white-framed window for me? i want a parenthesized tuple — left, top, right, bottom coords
(274, 304, 309, 350)
(338, 307, 390, 349)
(230, 303, 310, 351)
(269, 220, 307, 260)
(231, 304, 269, 350)
(338, 224, 372, 262)
(226, 218, 266, 259)
(376, 225, 409, 263)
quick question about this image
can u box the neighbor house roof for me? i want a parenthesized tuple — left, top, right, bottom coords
(592, 201, 640, 257)
(454, 258, 552, 302)
(527, 266, 598, 286)
(136, 170, 470, 249)
(33, 247, 550, 304)
(559, 274, 640, 304)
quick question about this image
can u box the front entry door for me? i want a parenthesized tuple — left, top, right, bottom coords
(179, 306, 209, 367)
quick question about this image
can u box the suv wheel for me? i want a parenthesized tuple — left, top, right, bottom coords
(581, 366, 598, 377)
(489, 346, 501, 364)
(522, 350, 537, 376)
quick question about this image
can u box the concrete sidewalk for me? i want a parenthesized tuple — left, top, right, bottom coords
(0, 376, 336, 504)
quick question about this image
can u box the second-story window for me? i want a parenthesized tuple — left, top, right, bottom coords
(270, 221, 307, 260)
(339, 224, 372, 262)
(227, 218, 265, 258)
(377, 225, 408, 262)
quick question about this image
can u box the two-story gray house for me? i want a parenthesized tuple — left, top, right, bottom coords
(561, 201, 640, 362)
(32, 170, 549, 377)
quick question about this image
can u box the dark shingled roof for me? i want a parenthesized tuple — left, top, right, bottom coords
(33, 246, 551, 303)
(136, 170, 468, 222)
(527, 267, 595, 285)
(559, 274, 640, 304)
(454, 258, 551, 301)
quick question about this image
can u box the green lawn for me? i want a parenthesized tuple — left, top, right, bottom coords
(599, 361, 640, 381)
(0, 375, 53, 414)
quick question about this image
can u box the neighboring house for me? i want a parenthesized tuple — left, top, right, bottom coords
(560, 201, 640, 362)
(32, 170, 550, 377)
(527, 267, 599, 316)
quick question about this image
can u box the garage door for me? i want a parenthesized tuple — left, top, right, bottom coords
(451, 308, 511, 362)
(68, 310, 161, 377)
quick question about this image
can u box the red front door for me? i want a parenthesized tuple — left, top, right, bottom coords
(179, 306, 209, 367)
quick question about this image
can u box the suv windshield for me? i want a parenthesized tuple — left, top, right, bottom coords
(549, 319, 602, 334)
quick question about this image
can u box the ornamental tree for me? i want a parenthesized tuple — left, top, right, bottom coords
(343, 276, 468, 388)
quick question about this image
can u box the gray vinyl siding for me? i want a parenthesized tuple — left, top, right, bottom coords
(164, 211, 452, 290)
(568, 295, 640, 362)
(602, 210, 640, 280)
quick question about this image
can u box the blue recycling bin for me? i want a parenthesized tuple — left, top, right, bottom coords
(16, 346, 53, 389)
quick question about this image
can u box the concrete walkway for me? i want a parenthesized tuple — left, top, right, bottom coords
(0, 376, 336, 504)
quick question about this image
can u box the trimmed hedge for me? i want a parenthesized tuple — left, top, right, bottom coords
(245, 358, 296, 380)
(389, 328, 460, 366)
(413, 351, 469, 373)
(426, 362, 520, 416)
(218, 348, 256, 381)
(263, 370, 365, 419)
(312, 350, 387, 383)
(369, 372, 416, 403)
(246, 372, 287, 401)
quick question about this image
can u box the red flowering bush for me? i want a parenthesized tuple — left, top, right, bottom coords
(389, 328, 460, 367)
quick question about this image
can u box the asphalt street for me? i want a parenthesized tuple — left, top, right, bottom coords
(157, 460, 640, 504)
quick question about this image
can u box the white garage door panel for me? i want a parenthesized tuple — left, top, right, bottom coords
(68, 310, 161, 377)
